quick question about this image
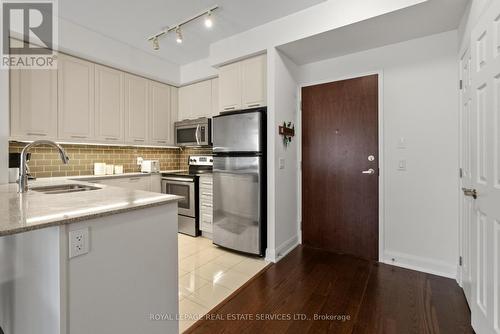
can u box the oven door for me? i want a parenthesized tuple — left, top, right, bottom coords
(162, 178, 195, 217)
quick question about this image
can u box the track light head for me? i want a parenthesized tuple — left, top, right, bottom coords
(152, 36, 160, 50)
(205, 10, 213, 28)
(176, 27, 183, 44)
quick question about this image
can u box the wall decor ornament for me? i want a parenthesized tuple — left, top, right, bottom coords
(279, 122, 295, 146)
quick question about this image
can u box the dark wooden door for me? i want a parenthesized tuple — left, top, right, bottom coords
(302, 75, 379, 260)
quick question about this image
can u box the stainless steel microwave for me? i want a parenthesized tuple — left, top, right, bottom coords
(174, 118, 211, 147)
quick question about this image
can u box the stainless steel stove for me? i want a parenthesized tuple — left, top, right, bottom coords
(161, 156, 213, 237)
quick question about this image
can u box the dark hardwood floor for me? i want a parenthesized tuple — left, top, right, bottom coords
(185, 246, 473, 334)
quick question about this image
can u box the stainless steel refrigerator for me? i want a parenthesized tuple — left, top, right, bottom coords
(212, 108, 266, 256)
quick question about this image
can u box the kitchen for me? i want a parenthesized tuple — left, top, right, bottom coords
(0, 0, 498, 334)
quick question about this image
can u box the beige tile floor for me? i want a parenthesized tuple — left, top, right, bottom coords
(178, 234, 269, 333)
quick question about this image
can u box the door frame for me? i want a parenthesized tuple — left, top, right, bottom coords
(297, 70, 385, 261)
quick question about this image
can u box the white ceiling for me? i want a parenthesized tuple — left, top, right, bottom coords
(278, 0, 469, 65)
(59, 0, 326, 65)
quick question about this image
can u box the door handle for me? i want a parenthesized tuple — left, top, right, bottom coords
(462, 187, 478, 199)
(362, 168, 376, 175)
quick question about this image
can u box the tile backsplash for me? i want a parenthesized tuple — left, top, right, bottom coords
(9, 142, 212, 178)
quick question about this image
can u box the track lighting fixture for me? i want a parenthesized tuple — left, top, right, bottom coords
(147, 5, 219, 48)
(205, 10, 213, 28)
(175, 27, 183, 44)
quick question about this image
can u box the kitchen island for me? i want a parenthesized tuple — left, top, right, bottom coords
(0, 179, 181, 334)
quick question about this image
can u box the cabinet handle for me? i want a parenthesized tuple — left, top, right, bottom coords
(223, 106, 236, 111)
(134, 139, 145, 142)
(129, 177, 141, 181)
(71, 135, 87, 139)
(247, 103, 261, 108)
(105, 137, 118, 141)
(27, 132, 47, 136)
(157, 140, 166, 144)
(202, 203, 213, 208)
(202, 192, 212, 196)
(201, 182, 212, 185)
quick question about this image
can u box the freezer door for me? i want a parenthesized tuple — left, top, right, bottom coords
(213, 111, 263, 153)
(213, 156, 262, 255)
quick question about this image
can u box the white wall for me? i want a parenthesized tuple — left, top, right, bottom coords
(0, 70, 8, 185)
(55, 17, 180, 85)
(266, 49, 301, 261)
(297, 30, 459, 277)
(209, 0, 426, 66)
(180, 58, 217, 85)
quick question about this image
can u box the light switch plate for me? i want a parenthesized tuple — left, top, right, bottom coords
(279, 158, 285, 170)
(398, 160, 407, 171)
(69, 228, 89, 258)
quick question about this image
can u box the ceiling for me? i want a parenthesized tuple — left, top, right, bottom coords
(59, 0, 326, 65)
(278, 0, 469, 65)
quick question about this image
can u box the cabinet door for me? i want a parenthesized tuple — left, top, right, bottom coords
(10, 68, 58, 140)
(178, 85, 192, 121)
(95, 65, 124, 143)
(149, 81, 171, 146)
(190, 80, 212, 118)
(241, 54, 267, 108)
(170, 86, 178, 143)
(211, 77, 219, 117)
(124, 74, 149, 144)
(58, 54, 95, 141)
(218, 62, 242, 112)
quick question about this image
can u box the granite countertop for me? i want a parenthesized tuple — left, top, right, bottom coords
(63, 170, 187, 181)
(0, 178, 182, 237)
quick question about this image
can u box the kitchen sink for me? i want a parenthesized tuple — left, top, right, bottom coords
(31, 184, 101, 195)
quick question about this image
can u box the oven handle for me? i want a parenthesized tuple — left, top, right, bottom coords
(161, 177, 195, 183)
(195, 124, 200, 145)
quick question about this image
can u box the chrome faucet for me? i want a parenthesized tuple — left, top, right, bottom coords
(18, 140, 70, 193)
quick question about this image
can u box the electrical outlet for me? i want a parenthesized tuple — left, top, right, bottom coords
(137, 157, 143, 166)
(69, 228, 89, 258)
(279, 158, 285, 170)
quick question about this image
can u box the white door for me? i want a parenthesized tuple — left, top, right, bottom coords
(459, 45, 473, 305)
(124, 74, 149, 144)
(466, 1, 500, 333)
(58, 54, 95, 141)
(95, 64, 124, 143)
(149, 81, 171, 146)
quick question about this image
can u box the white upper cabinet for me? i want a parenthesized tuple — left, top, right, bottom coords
(211, 77, 219, 117)
(58, 54, 95, 141)
(124, 74, 149, 144)
(10, 68, 58, 140)
(170, 86, 178, 143)
(219, 62, 242, 112)
(149, 81, 172, 146)
(9, 51, 178, 147)
(241, 54, 267, 109)
(94, 65, 124, 143)
(218, 54, 267, 112)
(178, 79, 216, 120)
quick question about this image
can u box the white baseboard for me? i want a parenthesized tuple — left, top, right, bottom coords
(265, 235, 299, 263)
(382, 250, 457, 279)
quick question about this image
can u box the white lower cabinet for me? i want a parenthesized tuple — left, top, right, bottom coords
(199, 175, 213, 234)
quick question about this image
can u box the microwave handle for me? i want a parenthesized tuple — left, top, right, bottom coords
(195, 124, 200, 145)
